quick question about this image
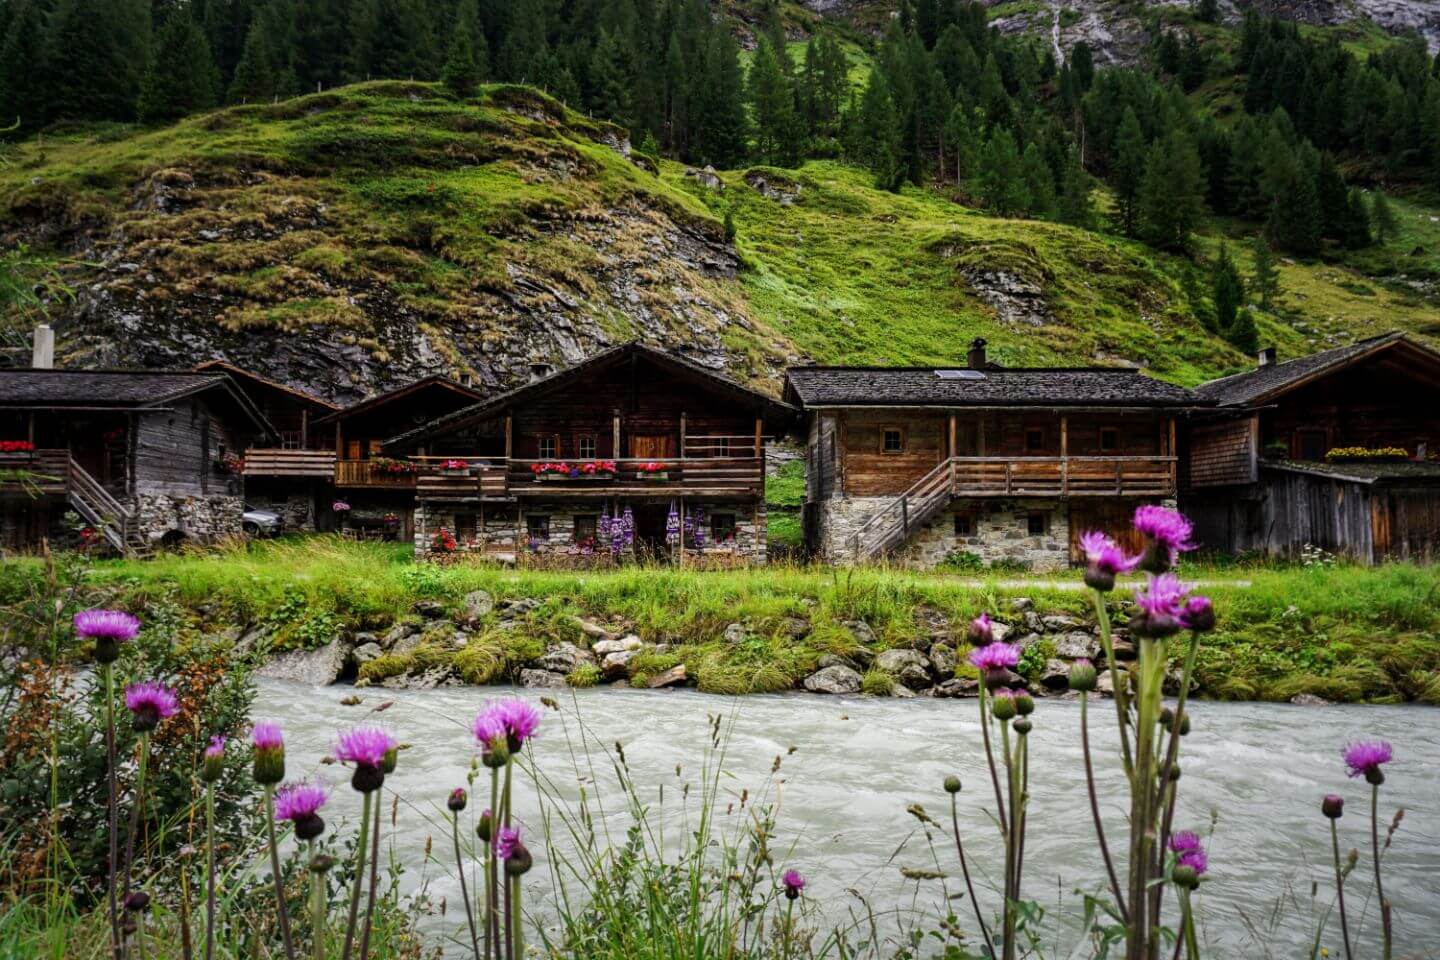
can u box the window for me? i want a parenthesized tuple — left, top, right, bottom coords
(1026, 512, 1047, 536)
(577, 435, 597, 459)
(537, 435, 558, 459)
(1099, 427, 1119, 453)
(714, 436, 731, 457)
(711, 513, 737, 543)
(526, 515, 550, 541)
(574, 515, 597, 544)
(953, 513, 974, 538)
(456, 514, 477, 542)
(1025, 428, 1045, 452)
(882, 427, 905, 454)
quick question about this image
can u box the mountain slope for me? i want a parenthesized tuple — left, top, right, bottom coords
(2, 82, 1438, 399)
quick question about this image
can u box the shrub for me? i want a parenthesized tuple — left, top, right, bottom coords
(566, 663, 601, 687)
(860, 668, 895, 696)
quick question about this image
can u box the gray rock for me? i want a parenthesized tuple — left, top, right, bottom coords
(538, 641, 593, 674)
(723, 622, 748, 644)
(602, 649, 636, 678)
(779, 617, 811, 640)
(414, 600, 447, 620)
(1010, 597, 1034, 613)
(1022, 611, 1044, 633)
(843, 620, 877, 646)
(381, 665, 456, 690)
(1096, 670, 1116, 697)
(1290, 693, 1332, 706)
(849, 646, 876, 668)
(890, 683, 917, 698)
(258, 639, 353, 686)
(1042, 615, 1083, 632)
(1016, 632, 1044, 652)
(353, 642, 384, 665)
(990, 621, 1012, 643)
(519, 669, 567, 689)
(464, 590, 494, 619)
(875, 648, 929, 673)
(352, 631, 379, 648)
(803, 664, 862, 695)
(1040, 659, 1072, 690)
(817, 653, 859, 671)
(234, 625, 271, 657)
(932, 677, 980, 698)
(575, 618, 617, 642)
(391, 631, 425, 658)
(1053, 631, 1097, 660)
(499, 597, 540, 616)
(648, 665, 687, 688)
(619, 634, 644, 651)
(592, 637, 629, 657)
(929, 643, 956, 681)
(382, 621, 417, 649)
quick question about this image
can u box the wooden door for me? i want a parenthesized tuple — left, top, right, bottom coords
(1068, 502, 1147, 564)
(629, 434, 676, 459)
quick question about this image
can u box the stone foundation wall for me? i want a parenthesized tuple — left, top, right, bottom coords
(245, 491, 315, 532)
(812, 496, 1072, 572)
(132, 494, 243, 544)
(415, 499, 766, 564)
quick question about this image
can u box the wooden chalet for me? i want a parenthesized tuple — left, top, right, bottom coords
(384, 342, 796, 562)
(241, 374, 485, 539)
(784, 339, 1207, 570)
(1183, 333, 1440, 563)
(0, 367, 275, 554)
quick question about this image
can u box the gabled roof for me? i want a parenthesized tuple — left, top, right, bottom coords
(384, 341, 796, 449)
(0, 368, 277, 438)
(1195, 332, 1440, 407)
(1263, 458, 1440, 486)
(314, 375, 485, 425)
(783, 366, 1203, 408)
(194, 360, 340, 412)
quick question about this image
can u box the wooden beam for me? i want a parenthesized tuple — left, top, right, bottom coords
(613, 412, 621, 458)
(680, 411, 687, 461)
(504, 415, 513, 460)
(301, 409, 309, 448)
(948, 414, 957, 460)
(1060, 414, 1068, 498)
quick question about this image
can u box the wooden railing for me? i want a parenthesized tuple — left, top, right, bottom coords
(243, 448, 336, 478)
(412, 457, 509, 499)
(334, 459, 418, 488)
(509, 456, 763, 492)
(0, 449, 71, 496)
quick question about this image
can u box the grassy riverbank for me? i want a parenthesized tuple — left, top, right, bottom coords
(9, 538, 1439, 704)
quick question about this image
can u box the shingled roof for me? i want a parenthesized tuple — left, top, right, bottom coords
(1195, 332, 1440, 407)
(783, 366, 1204, 408)
(0, 368, 277, 437)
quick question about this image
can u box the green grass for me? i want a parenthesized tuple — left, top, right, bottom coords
(9, 537, 1435, 703)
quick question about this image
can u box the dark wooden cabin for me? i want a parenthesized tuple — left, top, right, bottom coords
(385, 342, 796, 562)
(784, 339, 1208, 569)
(1183, 333, 1440, 562)
(0, 369, 274, 554)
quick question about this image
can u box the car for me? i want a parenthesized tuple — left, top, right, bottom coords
(242, 505, 284, 537)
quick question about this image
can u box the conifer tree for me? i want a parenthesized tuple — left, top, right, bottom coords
(1020, 141, 1054, 217)
(229, 21, 274, 103)
(1195, 0, 1219, 25)
(44, 0, 152, 122)
(1112, 107, 1147, 235)
(1211, 242, 1244, 334)
(978, 128, 1030, 216)
(1342, 188, 1372, 249)
(0, 0, 51, 129)
(1138, 130, 1205, 251)
(1071, 41, 1094, 92)
(139, 9, 217, 123)
(1227, 307, 1259, 354)
(1267, 163, 1322, 255)
(1249, 233, 1279, 309)
(1372, 190, 1398, 244)
(1056, 151, 1096, 229)
(944, 104, 978, 186)
(441, 6, 484, 98)
(748, 38, 801, 166)
(588, 29, 634, 128)
(852, 71, 904, 190)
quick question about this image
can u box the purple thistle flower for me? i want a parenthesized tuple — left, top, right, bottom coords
(968, 612, 994, 645)
(1133, 505, 1195, 570)
(494, 825, 522, 860)
(205, 734, 226, 760)
(251, 721, 284, 751)
(202, 734, 226, 783)
(1134, 574, 1190, 619)
(1177, 848, 1208, 876)
(782, 868, 805, 899)
(968, 642, 1020, 671)
(1168, 831, 1202, 854)
(1178, 595, 1215, 632)
(493, 697, 542, 748)
(251, 721, 286, 784)
(125, 681, 178, 732)
(274, 782, 329, 822)
(1080, 531, 1141, 575)
(74, 609, 141, 642)
(335, 727, 397, 768)
(1343, 741, 1393, 784)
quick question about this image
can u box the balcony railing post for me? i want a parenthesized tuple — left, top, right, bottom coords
(901, 495, 909, 533)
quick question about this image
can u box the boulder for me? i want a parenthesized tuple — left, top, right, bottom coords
(1042, 615, 1083, 632)
(928, 643, 956, 681)
(1111, 636, 1137, 661)
(990, 621, 1012, 643)
(1010, 597, 1034, 613)
(1039, 658, 1072, 689)
(890, 683, 917, 698)
(1015, 632, 1044, 652)
(932, 677, 980, 698)
(1022, 611, 1044, 633)
(413, 600, 447, 620)
(803, 664, 862, 695)
(519, 669, 567, 689)
(875, 648, 931, 689)
(723, 622, 748, 644)
(574, 618, 617, 642)
(592, 637, 628, 656)
(648, 665, 687, 688)
(843, 620, 877, 646)
(779, 617, 811, 640)
(499, 597, 541, 617)
(382, 665, 457, 690)
(538, 642, 593, 674)
(352, 642, 383, 665)
(1095, 670, 1116, 697)
(258, 639, 353, 686)
(463, 590, 494, 619)
(817, 653, 859, 671)
(1053, 631, 1097, 660)
(602, 649, 636, 678)
(1290, 693, 1332, 706)
(391, 632, 425, 658)
(381, 621, 417, 650)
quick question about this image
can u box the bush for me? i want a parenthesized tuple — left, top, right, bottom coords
(861, 668, 895, 696)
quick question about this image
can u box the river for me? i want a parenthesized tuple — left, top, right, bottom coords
(255, 679, 1440, 957)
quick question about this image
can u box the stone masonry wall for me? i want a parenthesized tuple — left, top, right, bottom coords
(132, 494, 243, 544)
(245, 491, 315, 532)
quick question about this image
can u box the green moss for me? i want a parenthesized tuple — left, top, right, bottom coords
(860, 668, 895, 696)
(454, 636, 507, 684)
(358, 653, 414, 683)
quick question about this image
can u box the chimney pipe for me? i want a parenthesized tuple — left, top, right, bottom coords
(1257, 347, 1276, 368)
(31, 324, 54, 369)
(967, 337, 987, 370)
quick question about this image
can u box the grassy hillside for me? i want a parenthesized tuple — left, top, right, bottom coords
(3, 81, 1440, 391)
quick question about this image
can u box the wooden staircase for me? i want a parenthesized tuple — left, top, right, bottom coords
(851, 459, 957, 562)
(65, 458, 149, 557)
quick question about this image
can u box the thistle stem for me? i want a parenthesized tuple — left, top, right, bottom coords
(122, 733, 150, 905)
(1330, 819, 1353, 960)
(1081, 692, 1127, 921)
(948, 793, 994, 954)
(977, 686, 1008, 836)
(502, 764, 514, 960)
(341, 790, 372, 960)
(1178, 889, 1200, 960)
(783, 897, 794, 960)
(999, 721, 1017, 960)
(310, 839, 326, 960)
(204, 784, 216, 960)
(510, 873, 523, 960)
(104, 663, 121, 960)
(358, 790, 382, 960)
(488, 768, 499, 960)
(1090, 588, 1134, 779)
(263, 784, 297, 960)
(1371, 783, 1391, 960)
(454, 809, 481, 960)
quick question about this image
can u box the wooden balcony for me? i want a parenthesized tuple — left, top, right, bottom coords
(334, 459, 418, 488)
(0, 449, 71, 496)
(243, 449, 336, 478)
(508, 456, 763, 496)
(413, 458, 510, 500)
(950, 456, 1177, 498)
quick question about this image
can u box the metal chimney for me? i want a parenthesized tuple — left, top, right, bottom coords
(1257, 347, 1276, 368)
(31, 324, 54, 369)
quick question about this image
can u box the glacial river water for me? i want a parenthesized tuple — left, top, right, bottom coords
(255, 679, 1440, 957)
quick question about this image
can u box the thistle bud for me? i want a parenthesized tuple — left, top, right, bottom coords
(989, 692, 1017, 722)
(251, 723, 285, 786)
(93, 637, 121, 665)
(1166, 763, 1181, 782)
(1179, 596, 1215, 633)
(476, 809, 494, 843)
(943, 775, 961, 795)
(968, 613, 994, 646)
(1068, 659, 1097, 693)
(201, 736, 226, 784)
(449, 787, 468, 812)
(1083, 564, 1116, 593)
(351, 763, 385, 794)
(1365, 767, 1385, 787)
(1177, 713, 1191, 736)
(124, 891, 151, 913)
(1012, 717, 1032, 735)
(310, 853, 336, 874)
(295, 813, 326, 841)
(382, 746, 399, 775)
(1172, 864, 1200, 890)
(481, 738, 510, 769)
(1013, 691, 1034, 717)
(1322, 794, 1344, 820)
(1130, 610, 1180, 640)
(1159, 707, 1174, 729)
(503, 839, 533, 876)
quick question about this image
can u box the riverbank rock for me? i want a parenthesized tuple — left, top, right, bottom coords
(723, 622, 748, 643)
(258, 638, 353, 686)
(929, 643, 956, 680)
(602, 649, 637, 678)
(353, 642, 383, 665)
(817, 653, 860, 671)
(594, 635, 643, 657)
(875, 648, 931, 689)
(537, 641, 593, 674)
(382, 621, 417, 650)
(843, 620, 877, 646)
(1053, 631, 1097, 660)
(648, 665, 687, 688)
(1289, 693, 1333, 706)
(464, 590, 494, 619)
(931, 677, 979, 698)
(574, 617, 618, 643)
(1039, 659, 1071, 689)
(520, 669, 567, 689)
(414, 600, 447, 620)
(803, 664, 862, 694)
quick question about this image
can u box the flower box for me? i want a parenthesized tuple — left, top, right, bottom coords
(0, 440, 37, 460)
(637, 471, 670, 481)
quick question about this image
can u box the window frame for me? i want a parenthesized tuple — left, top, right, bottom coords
(536, 435, 559, 460)
(573, 514, 598, 545)
(1098, 426, 1120, 454)
(953, 512, 974, 538)
(576, 435, 598, 460)
(710, 513, 738, 543)
(1025, 512, 1047, 536)
(1024, 427, 1045, 453)
(526, 515, 551, 542)
(881, 426, 906, 455)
